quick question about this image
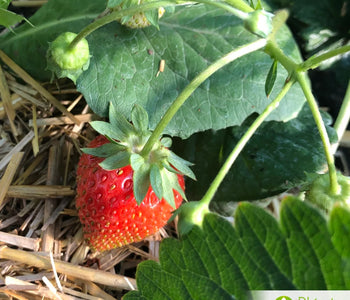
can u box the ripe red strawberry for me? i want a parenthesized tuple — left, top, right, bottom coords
(76, 135, 185, 251)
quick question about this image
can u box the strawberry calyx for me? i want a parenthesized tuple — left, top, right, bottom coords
(46, 32, 90, 83)
(172, 201, 210, 236)
(107, 0, 165, 29)
(82, 103, 195, 207)
(306, 172, 350, 211)
(243, 9, 274, 38)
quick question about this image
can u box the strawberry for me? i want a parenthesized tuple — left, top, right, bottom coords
(76, 104, 195, 251)
(306, 172, 350, 211)
(46, 32, 90, 83)
(76, 135, 184, 251)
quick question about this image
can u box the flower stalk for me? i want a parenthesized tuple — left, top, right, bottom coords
(296, 72, 340, 195)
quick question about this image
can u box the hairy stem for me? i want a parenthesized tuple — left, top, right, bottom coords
(140, 38, 267, 157)
(332, 80, 350, 153)
(266, 39, 342, 194)
(200, 79, 294, 206)
(300, 45, 350, 71)
(69, 0, 176, 49)
(296, 72, 340, 195)
(196, 0, 249, 19)
(224, 0, 254, 12)
(264, 40, 297, 74)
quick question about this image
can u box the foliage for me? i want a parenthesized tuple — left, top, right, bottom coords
(0, 0, 106, 79)
(173, 104, 337, 213)
(0, 0, 306, 138)
(124, 197, 350, 299)
(0, 0, 31, 29)
(0, 0, 349, 299)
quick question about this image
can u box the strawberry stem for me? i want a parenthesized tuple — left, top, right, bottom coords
(200, 79, 294, 206)
(68, 0, 176, 50)
(224, 0, 254, 13)
(332, 81, 350, 154)
(296, 72, 340, 195)
(197, 0, 250, 20)
(140, 38, 268, 157)
(300, 45, 350, 71)
(265, 39, 345, 196)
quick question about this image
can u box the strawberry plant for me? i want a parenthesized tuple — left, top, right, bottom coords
(0, 0, 350, 299)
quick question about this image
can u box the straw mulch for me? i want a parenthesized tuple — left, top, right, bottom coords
(0, 48, 174, 300)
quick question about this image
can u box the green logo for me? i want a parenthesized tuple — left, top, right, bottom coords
(275, 297, 292, 300)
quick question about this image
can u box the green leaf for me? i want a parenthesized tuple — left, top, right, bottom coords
(76, 3, 305, 138)
(144, 9, 160, 29)
(265, 59, 278, 97)
(81, 141, 126, 157)
(150, 164, 163, 200)
(99, 151, 130, 170)
(109, 102, 136, 139)
(0, 8, 25, 28)
(330, 206, 350, 258)
(172, 103, 337, 215)
(0, 0, 305, 138)
(0, 0, 11, 9)
(0, 0, 106, 80)
(281, 197, 346, 290)
(329, 206, 350, 289)
(131, 105, 149, 133)
(125, 197, 350, 299)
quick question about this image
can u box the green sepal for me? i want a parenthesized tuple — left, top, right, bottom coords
(175, 201, 210, 236)
(255, 0, 263, 10)
(162, 160, 180, 175)
(118, 0, 133, 24)
(160, 137, 172, 147)
(0, 0, 11, 9)
(306, 172, 350, 211)
(131, 105, 149, 133)
(99, 151, 130, 170)
(133, 163, 151, 205)
(168, 151, 196, 180)
(109, 102, 136, 139)
(121, 15, 132, 24)
(0, 8, 25, 28)
(90, 121, 124, 141)
(46, 32, 90, 83)
(160, 169, 179, 208)
(107, 0, 123, 8)
(131, 153, 151, 204)
(130, 153, 145, 171)
(244, 10, 274, 38)
(265, 59, 278, 97)
(172, 173, 187, 201)
(81, 142, 126, 157)
(150, 164, 163, 200)
(144, 9, 160, 29)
